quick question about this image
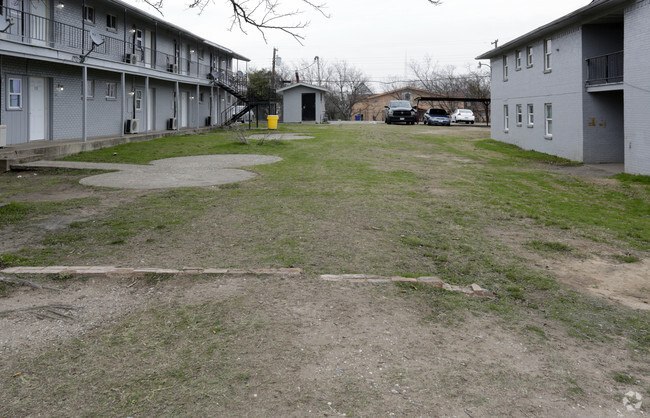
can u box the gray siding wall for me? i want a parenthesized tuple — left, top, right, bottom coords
(281, 86, 326, 123)
(489, 27, 585, 162)
(624, 0, 650, 175)
(581, 24, 624, 163)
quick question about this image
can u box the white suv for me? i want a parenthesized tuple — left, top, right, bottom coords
(451, 109, 475, 124)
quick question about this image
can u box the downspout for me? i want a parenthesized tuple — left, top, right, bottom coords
(123, 8, 127, 61)
(81, 0, 85, 55)
(196, 84, 199, 129)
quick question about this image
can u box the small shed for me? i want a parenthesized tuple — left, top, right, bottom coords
(276, 82, 328, 123)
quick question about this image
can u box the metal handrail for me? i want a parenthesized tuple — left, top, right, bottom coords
(0, 5, 246, 95)
(586, 50, 624, 86)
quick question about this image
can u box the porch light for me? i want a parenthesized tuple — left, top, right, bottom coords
(190, 95, 195, 100)
(56, 84, 64, 92)
(56, 2, 64, 10)
(129, 28, 136, 34)
(190, 49, 195, 54)
(129, 88, 135, 96)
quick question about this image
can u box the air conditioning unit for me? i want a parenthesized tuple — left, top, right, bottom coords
(125, 119, 140, 134)
(205, 116, 212, 126)
(167, 63, 178, 73)
(125, 53, 139, 65)
(167, 118, 177, 130)
(0, 125, 7, 147)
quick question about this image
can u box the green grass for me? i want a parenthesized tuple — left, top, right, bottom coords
(2, 124, 649, 353)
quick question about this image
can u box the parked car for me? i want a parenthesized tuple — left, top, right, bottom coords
(423, 108, 450, 126)
(450, 109, 475, 124)
(384, 100, 418, 125)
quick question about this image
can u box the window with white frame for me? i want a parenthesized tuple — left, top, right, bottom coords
(8, 77, 22, 109)
(83, 5, 95, 24)
(544, 103, 553, 138)
(86, 80, 94, 98)
(106, 14, 117, 31)
(516, 104, 523, 126)
(544, 39, 552, 72)
(135, 90, 143, 110)
(503, 55, 508, 81)
(527, 104, 534, 127)
(504, 105, 509, 132)
(515, 50, 522, 70)
(105, 82, 117, 99)
(526, 46, 533, 67)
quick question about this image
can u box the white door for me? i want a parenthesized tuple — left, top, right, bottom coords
(147, 88, 155, 131)
(145, 30, 153, 68)
(181, 91, 188, 127)
(29, 77, 46, 141)
(30, 0, 48, 46)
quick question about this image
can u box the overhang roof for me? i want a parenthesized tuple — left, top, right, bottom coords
(475, 0, 629, 60)
(108, 0, 250, 62)
(276, 82, 329, 93)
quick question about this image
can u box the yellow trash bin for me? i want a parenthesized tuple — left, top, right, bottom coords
(267, 115, 279, 130)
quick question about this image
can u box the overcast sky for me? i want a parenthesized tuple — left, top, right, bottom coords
(125, 0, 590, 88)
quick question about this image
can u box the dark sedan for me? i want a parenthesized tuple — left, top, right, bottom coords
(423, 108, 450, 126)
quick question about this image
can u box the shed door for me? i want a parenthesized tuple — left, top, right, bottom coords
(302, 93, 316, 121)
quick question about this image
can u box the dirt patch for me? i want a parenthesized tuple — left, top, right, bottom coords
(0, 274, 645, 416)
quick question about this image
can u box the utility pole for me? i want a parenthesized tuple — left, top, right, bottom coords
(491, 39, 499, 49)
(271, 47, 278, 114)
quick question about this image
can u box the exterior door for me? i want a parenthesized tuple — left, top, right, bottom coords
(181, 91, 188, 127)
(147, 88, 155, 131)
(145, 30, 153, 68)
(302, 93, 316, 121)
(29, 77, 47, 141)
(29, 0, 48, 46)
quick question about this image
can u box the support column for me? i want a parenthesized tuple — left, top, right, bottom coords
(121, 72, 126, 137)
(196, 84, 200, 129)
(175, 81, 180, 131)
(82, 66, 87, 142)
(145, 76, 149, 133)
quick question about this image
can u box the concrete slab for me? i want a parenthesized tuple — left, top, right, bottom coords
(18, 154, 283, 189)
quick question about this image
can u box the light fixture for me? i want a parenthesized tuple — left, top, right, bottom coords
(56, 2, 64, 10)
(129, 88, 135, 96)
(190, 95, 195, 100)
(190, 48, 195, 54)
(129, 28, 136, 34)
(56, 84, 64, 92)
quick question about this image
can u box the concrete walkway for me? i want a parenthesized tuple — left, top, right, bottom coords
(19, 154, 282, 189)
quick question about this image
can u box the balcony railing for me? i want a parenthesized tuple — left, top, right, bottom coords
(0, 5, 246, 96)
(586, 51, 623, 86)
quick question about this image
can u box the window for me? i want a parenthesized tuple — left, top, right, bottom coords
(106, 14, 117, 31)
(516, 104, 523, 126)
(403, 92, 411, 101)
(199, 92, 204, 103)
(504, 105, 509, 132)
(135, 90, 143, 110)
(527, 104, 534, 127)
(515, 50, 522, 70)
(83, 5, 95, 24)
(526, 46, 533, 67)
(8, 77, 22, 109)
(105, 82, 116, 99)
(544, 104, 553, 138)
(86, 80, 94, 98)
(544, 39, 552, 72)
(503, 55, 508, 81)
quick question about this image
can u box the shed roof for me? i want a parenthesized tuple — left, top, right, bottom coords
(475, 0, 628, 60)
(276, 82, 329, 93)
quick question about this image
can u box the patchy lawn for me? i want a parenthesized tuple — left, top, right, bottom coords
(1, 124, 648, 416)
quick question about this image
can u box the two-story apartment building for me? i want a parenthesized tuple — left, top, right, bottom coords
(477, 0, 650, 175)
(0, 0, 249, 146)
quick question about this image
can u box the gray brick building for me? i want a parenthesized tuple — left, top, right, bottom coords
(477, 0, 650, 176)
(0, 0, 249, 146)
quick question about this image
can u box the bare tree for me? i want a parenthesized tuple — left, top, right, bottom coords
(140, 0, 441, 43)
(323, 61, 370, 120)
